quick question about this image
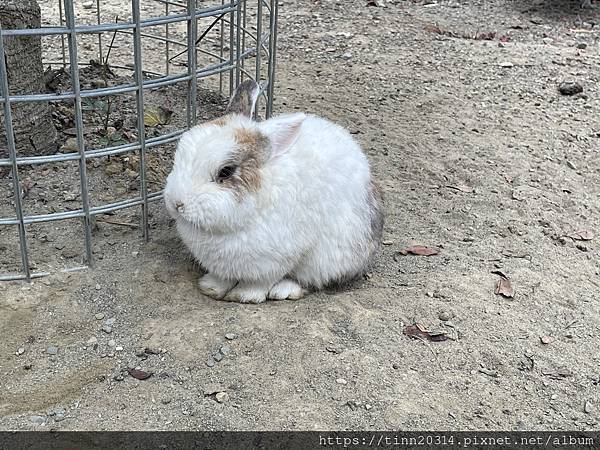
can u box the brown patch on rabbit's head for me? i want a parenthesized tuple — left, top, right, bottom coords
(217, 127, 268, 199)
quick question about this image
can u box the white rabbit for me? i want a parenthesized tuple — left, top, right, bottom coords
(164, 80, 383, 303)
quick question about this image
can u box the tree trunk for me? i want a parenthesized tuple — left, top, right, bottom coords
(0, 0, 57, 158)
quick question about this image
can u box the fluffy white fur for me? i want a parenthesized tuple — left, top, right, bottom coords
(164, 108, 381, 303)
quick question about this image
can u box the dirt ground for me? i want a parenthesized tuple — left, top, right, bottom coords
(1, 0, 600, 431)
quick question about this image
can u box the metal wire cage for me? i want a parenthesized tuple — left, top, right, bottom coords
(0, 0, 278, 281)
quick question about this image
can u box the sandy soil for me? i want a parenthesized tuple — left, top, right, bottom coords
(1, 0, 600, 431)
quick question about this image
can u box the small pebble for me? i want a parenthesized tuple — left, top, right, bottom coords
(86, 336, 98, 345)
(206, 359, 215, 368)
(108, 339, 116, 347)
(95, 313, 105, 320)
(219, 345, 231, 356)
(540, 336, 554, 345)
(30, 415, 46, 425)
(225, 333, 237, 340)
(438, 310, 455, 321)
(577, 42, 587, 49)
(584, 401, 593, 414)
(499, 61, 514, 68)
(365, 404, 372, 411)
(558, 81, 583, 96)
(336, 378, 348, 385)
(16, 347, 25, 356)
(46, 346, 58, 355)
(215, 392, 229, 403)
(95, 284, 101, 290)
(105, 318, 116, 326)
(213, 352, 223, 362)
(145, 347, 160, 355)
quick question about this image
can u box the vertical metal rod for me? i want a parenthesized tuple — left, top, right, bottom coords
(228, 0, 234, 96)
(255, 0, 263, 118)
(266, 0, 277, 118)
(165, 1, 170, 76)
(96, 0, 103, 63)
(186, 0, 198, 127)
(58, 0, 66, 67)
(0, 24, 31, 280)
(234, 0, 242, 87)
(64, 0, 94, 266)
(240, 0, 246, 81)
(219, 0, 224, 94)
(132, 0, 149, 241)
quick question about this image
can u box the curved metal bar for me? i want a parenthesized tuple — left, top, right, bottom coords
(0, 191, 163, 226)
(0, 32, 270, 104)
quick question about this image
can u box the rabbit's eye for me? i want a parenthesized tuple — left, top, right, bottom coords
(217, 165, 237, 183)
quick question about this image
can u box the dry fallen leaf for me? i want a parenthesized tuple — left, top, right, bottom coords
(144, 106, 173, 127)
(568, 230, 594, 241)
(128, 368, 152, 380)
(398, 245, 440, 256)
(475, 31, 496, 41)
(494, 277, 514, 298)
(424, 24, 443, 34)
(403, 324, 448, 342)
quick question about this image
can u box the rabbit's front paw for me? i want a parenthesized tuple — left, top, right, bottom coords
(222, 282, 270, 304)
(268, 279, 306, 300)
(198, 273, 236, 300)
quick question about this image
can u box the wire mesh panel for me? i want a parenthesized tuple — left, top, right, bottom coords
(0, 0, 278, 281)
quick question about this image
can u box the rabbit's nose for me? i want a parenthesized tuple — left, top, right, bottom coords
(175, 201, 185, 213)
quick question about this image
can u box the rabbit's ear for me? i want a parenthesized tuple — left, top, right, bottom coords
(259, 113, 305, 158)
(226, 79, 261, 118)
